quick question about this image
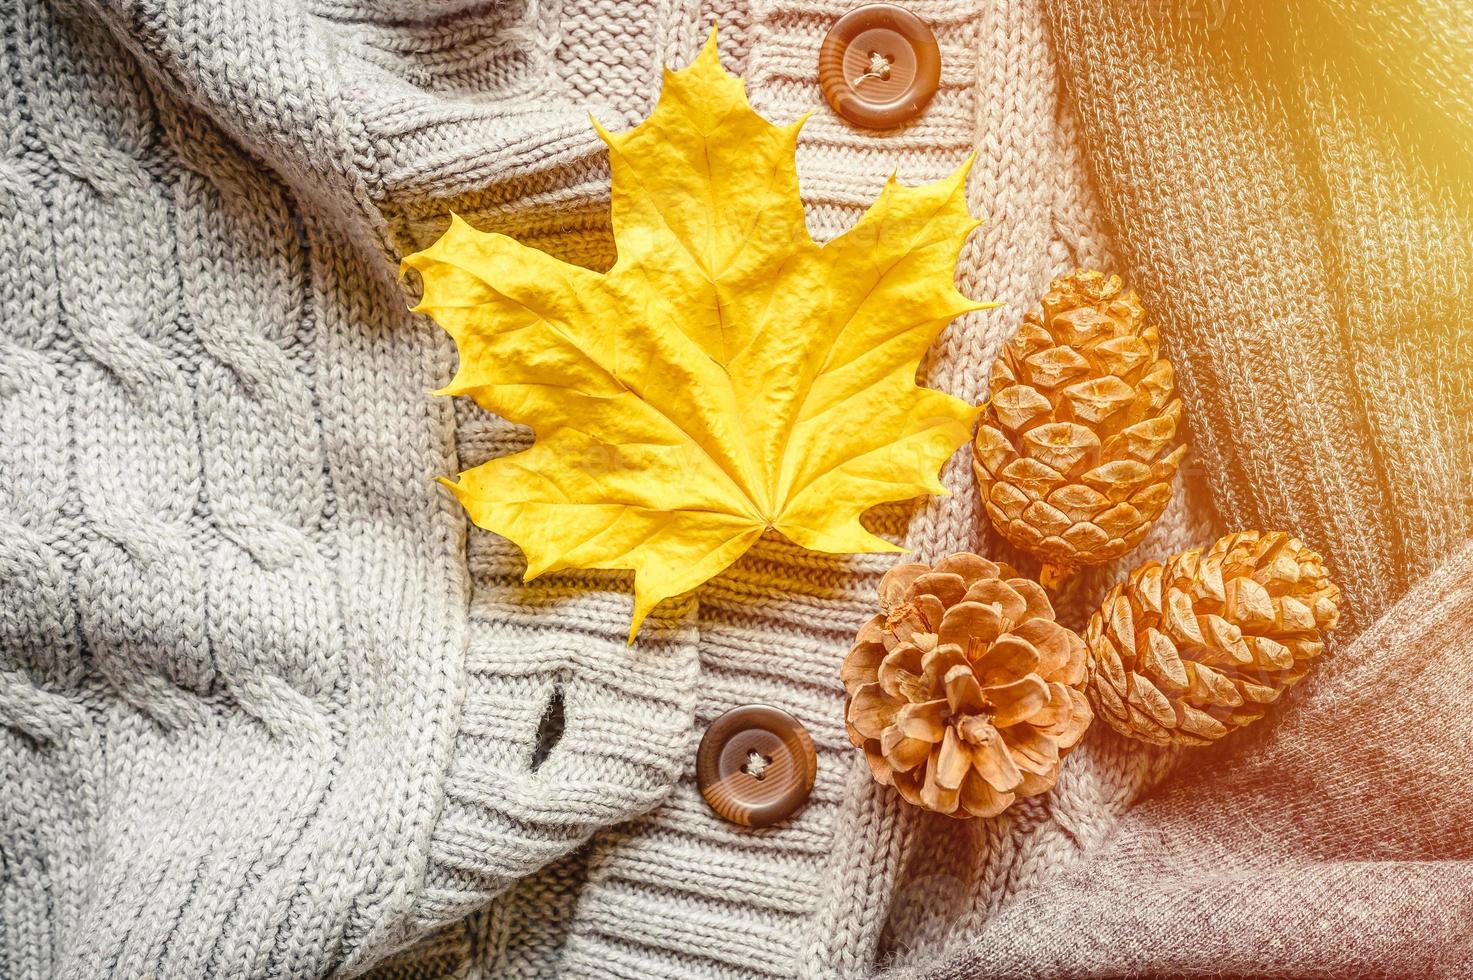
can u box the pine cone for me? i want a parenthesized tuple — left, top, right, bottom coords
(973, 270, 1187, 586)
(1086, 531, 1341, 746)
(842, 553, 1093, 818)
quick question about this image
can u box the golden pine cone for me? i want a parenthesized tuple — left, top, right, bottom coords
(1086, 530, 1341, 747)
(973, 270, 1187, 586)
(841, 553, 1093, 818)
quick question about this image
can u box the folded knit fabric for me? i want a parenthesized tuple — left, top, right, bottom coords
(0, 1, 1216, 979)
(892, 536, 1473, 979)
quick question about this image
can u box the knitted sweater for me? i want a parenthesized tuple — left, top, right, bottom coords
(890, 0, 1473, 976)
(0, 1, 1221, 978)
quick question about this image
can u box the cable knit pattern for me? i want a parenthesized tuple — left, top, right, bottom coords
(3, 1, 1219, 978)
(2, 0, 468, 975)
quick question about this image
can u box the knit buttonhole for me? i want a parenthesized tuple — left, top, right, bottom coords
(529, 685, 565, 772)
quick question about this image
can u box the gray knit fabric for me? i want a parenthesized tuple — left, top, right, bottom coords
(1, 0, 1217, 978)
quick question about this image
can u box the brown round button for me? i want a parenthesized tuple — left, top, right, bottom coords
(819, 4, 941, 129)
(696, 705, 817, 828)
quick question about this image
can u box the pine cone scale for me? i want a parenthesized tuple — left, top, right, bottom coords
(964, 724, 1023, 792)
(1006, 724, 1059, 773)
(881, 727, 928, 772)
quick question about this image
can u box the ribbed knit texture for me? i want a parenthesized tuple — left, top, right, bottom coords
(1042, 0, 1473, 632)
(2, 1, 1218, 978)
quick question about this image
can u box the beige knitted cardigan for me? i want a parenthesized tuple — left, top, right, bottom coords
(1, 0, 1218, 978)
(367, 4, 1221, 975)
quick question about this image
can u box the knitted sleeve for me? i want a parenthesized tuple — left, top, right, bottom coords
(1, 0, 702, 976)
(1040, 0, 1473, 629)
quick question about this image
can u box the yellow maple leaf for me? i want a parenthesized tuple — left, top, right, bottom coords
(405, 31, 994, 640)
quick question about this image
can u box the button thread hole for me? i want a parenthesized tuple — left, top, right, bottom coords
(742, 749, 773, 781)
(853, 51, 893, 85)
